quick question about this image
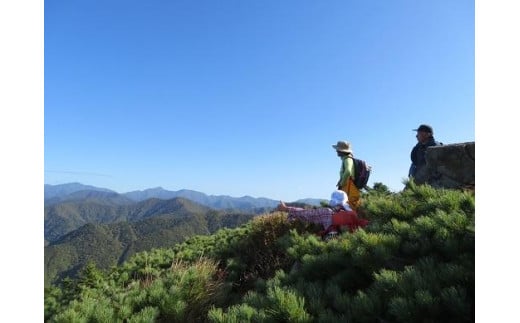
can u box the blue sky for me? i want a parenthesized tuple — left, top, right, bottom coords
(43, 0, 475, 201)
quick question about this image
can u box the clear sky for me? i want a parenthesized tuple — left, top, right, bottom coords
(43, 0, 475, 202)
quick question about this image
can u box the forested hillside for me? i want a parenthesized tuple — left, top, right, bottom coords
(45, 182, 474, 322)
(45, 206, 256, 287)
(45, 196, 219, 242)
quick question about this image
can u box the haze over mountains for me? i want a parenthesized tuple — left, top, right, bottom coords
(45, 182, 323, 209)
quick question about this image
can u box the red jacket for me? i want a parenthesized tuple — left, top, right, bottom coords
(329, 210, 369, 233)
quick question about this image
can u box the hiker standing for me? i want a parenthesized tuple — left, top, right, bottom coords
(332, 140, 361, 210)
(409, 124, 442, 180)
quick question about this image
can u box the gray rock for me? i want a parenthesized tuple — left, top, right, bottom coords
(415, 142, 475, 189)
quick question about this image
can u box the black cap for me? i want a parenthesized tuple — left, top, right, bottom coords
(413, 124, 433, 134)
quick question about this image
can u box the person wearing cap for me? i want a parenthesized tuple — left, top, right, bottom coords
(409, 124, 442, 179)
(276, 190, 368, 239)
(332, 140, 361, 210)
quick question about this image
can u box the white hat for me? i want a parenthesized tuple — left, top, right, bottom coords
(329, 190, 351, 210)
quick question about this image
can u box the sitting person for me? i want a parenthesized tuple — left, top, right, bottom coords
(277, 190, 368, 238)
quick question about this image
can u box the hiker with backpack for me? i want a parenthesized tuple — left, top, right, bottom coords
(409, 124, 443, 181)
(276, 190, 368, 239)
(332, 140, 371, 210)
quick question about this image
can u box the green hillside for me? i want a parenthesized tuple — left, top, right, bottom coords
(45, 182, 474, 322)
(45, 209, 256, 287)
(45, 197, 213, 243)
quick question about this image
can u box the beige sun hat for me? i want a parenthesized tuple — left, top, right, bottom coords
(332, 140, 352, 154)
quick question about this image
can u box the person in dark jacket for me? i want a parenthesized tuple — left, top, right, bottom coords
(409, 124, 442, 178)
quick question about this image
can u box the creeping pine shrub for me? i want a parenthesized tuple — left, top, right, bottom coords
(208, 303, 268, 322)
(201, 212, 313, 296)
(208, 284, 312, 323)
(210, 184, 473, 322)
(44, 286, 62, 321)
(45, 183, 474, 323)
(46, 257, 227, 323)
(126, 306, 161, 323)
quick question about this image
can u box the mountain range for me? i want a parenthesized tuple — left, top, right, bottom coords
(44, 183, 281, 244)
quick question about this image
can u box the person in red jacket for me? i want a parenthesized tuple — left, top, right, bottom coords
(277, 190, 368, 239)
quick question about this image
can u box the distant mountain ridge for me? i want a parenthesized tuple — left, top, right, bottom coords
(45, 182, 116, 199)
(124, 187, 279, 209)
(45, 183, 324, 210)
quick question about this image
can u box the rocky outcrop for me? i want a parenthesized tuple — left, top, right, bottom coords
(414, 142, 475, 189)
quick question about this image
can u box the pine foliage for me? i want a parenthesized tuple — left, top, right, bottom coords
(45, 182, 474, 322)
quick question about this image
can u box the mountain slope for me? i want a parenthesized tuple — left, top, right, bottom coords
(44, 183, 115, 200)
(44, 196, 214, 243)
(44, 200, 131, 242)
(44, 189, 135, 207)
(44, 207, 257, 286)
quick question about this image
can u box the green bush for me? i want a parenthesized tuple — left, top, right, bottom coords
(45, 183, 474, 323)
